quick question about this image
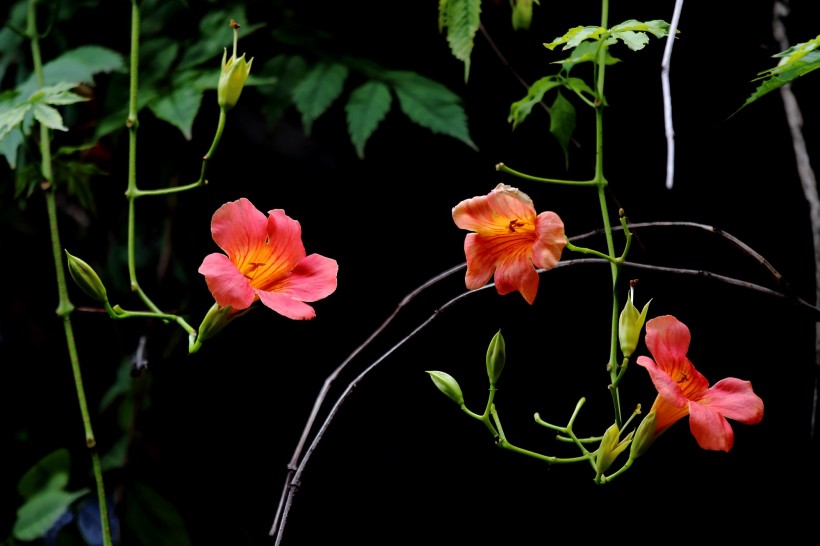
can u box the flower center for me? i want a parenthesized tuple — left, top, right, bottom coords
(508, 219, 526, 233)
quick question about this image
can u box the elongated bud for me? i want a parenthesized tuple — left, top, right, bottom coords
(426, 371, 464, 406)
(629, 410, 657, 459)
(486, 329, 506, 384)
(190, 302, 249, 354)
(65, 251, 108, 302)
(595, 423, 634, 475)
(217, 20, 254, 109)
(618, 282, 651, 358)
(510, 0, 534, 31)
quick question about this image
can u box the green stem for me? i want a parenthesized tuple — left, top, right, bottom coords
(131, 107, 227, 197)
(594, 0, 623, 428)
(28, 1, 112, 544)
(496, 162, 597, 186)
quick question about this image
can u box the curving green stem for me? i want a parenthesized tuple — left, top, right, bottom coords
(27, 0, 113, 544)
(121, 0, 198, 342)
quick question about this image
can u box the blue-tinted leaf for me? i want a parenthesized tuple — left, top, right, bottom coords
(18, 448, 72, 500)
(549, 91, 576, 169)
(148, 86, 203, 140)
(78, 496, 120, 546)
(13, 488, 90, 541)
(345, 81, 392, 159)
(508, 76, 562, 129)
(125, 482, 191, 546)
(387, 70, 476, 150)
(292, 62, 349, 134)
(44, 508, 74, 546)
(442, 0, 481, 81)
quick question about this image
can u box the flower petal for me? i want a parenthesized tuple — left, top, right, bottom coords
(688, 400, 735, 451)
(198, 253, 255, 309)
(643, 315, 691, 370)
(637, 356, 688, 408)
(648, 393, 691, 435)
(257, 290, 318, 320)
(493, 250, 539, 304)
(210, 198, 269, 263)
(453, 184, 536, 235)
(462, 233, 498, 290)
(247, 209, 308, 289)
(703, 378, 764, 424)
(276, 253, 339, 301)
(531, 211, 566, 269)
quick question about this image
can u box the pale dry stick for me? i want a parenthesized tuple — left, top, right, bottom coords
(268, 263, 467, 538)
(772, 0, 820, 438)
(271, 252, 820, 544)
(661, 0, 685, 190)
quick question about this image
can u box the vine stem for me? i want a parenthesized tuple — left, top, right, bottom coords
(28, 0, 113, 543)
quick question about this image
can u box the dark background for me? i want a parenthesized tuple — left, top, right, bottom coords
(2, 0, 819, 544)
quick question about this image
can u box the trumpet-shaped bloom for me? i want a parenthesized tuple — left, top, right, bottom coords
(452, 184, 566, 304)
(198, 198, 338, 320)
(636, 315, 764, 452)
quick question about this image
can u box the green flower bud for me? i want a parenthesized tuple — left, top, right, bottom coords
(486, 329, 506, 384)
(217, 20, 254, 109)
(426, 371, 464, 406)
(65, 250, 108, 302)
(618, 284, 651, 358)
(510, 0, 535, 31)
(190, 302, 249, 354)
(629, 410, 658, 459)
(595, 423, 634, 475)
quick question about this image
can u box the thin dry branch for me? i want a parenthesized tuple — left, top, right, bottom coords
(269, 221, 820, 544)
(772, 0, 820, 439)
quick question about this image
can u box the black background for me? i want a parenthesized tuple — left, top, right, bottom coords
(2, 0, 819, 544)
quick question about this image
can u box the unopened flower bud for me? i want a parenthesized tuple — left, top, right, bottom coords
(217, 20, 253, 109)
(486, 329, 506, 384)
(65, 251, 108, 302)
(510, 0, 534, 31)
(595, 423, 634, 475)
(618, 283, 651, 358)
(426, 371, 465, 406)
(629, 410, 657, 459)
(190, 302, 249, 354)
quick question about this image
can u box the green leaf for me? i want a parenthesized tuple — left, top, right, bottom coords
(545, 26, 605, 51)
(257, 54, 309, 126)
(18, 448, 72, 500)
(554, 40, 621, 69)
(387, 70, 476, 150)
(345, 81, 392, 159)
(441, 0, 481, 81)
(13, 488, 89, 541)
(38, 83, 89, 106)
(292, 62, 349, 135)
(549, 91, 576, 169)
(32, 103, 68, 132)
(125, 481, 192, 546)
(546, 20, 670, 52)
(0, 127, 23, 169)
(177, 8, 265, 71)
(0, 103, 30, 143)
(14, 44, 125, 101)
(736, 35, 820, 113)
(148, 86, 203, 140)
(508, 76, 563, 129)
